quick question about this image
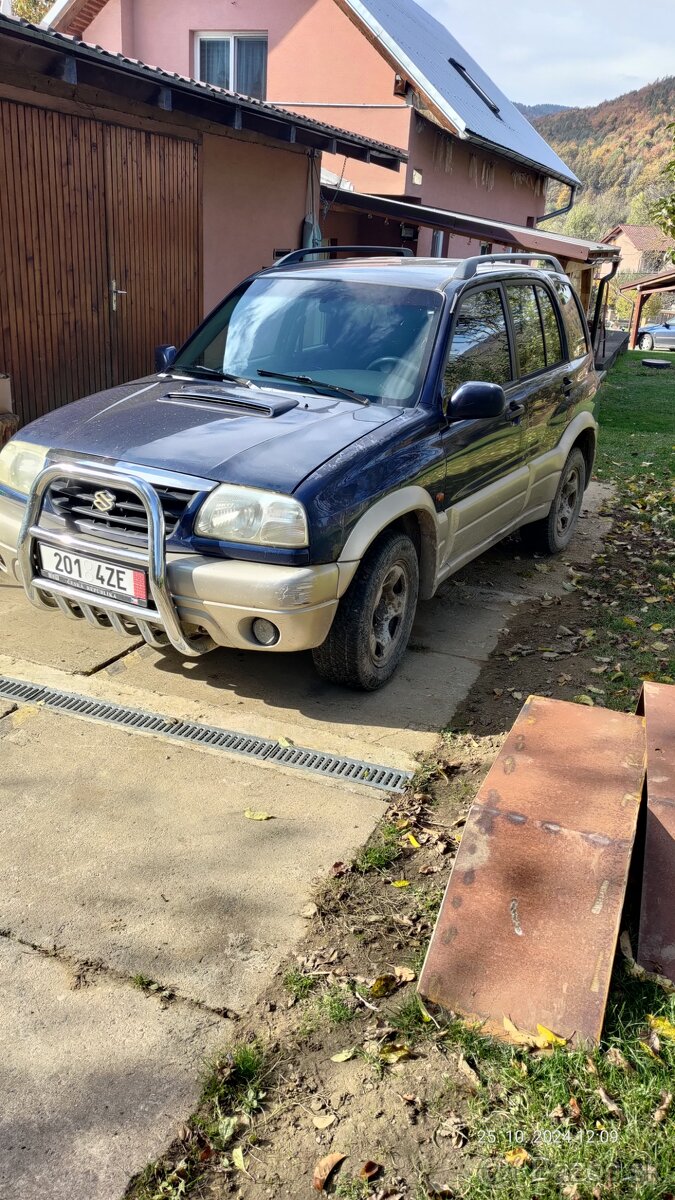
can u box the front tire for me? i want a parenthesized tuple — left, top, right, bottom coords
(312, 530, 419, 690)
(520, 447, 586, 555)
(638, 333, 654, 350)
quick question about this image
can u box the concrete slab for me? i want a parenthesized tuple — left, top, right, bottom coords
(0, 574, 140, 674)
(0, 937, 226, 1200)
(0, 710, 384, 1011)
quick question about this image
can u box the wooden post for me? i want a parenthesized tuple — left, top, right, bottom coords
(629, 290, 646, 350)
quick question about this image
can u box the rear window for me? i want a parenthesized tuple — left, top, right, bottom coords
(444, 287, 511, 395)
(505, 284, 546, 376)
(552, 279, 589, 359)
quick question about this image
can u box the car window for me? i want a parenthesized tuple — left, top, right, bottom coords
(505, 284, 546, 376)
(552, 279, 589, 359)
(535, 285, 564, 366)
(175, 277, 443, 407)
(443, 287, 511, 397)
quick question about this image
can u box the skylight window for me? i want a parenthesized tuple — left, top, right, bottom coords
(449, 58, 501, 117)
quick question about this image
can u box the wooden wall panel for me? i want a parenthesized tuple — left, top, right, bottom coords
(0, 97, 201, 428)
(105, 125, 200, 386)
(0, 100, 110, 426)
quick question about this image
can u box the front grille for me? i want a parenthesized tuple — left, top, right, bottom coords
(47, 479, 197, 543)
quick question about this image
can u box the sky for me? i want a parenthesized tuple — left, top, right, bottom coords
(417, 0, 675, 107)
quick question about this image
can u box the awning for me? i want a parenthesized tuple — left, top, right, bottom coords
(619, 268, 675, 295)
(321, 186, 620, 265)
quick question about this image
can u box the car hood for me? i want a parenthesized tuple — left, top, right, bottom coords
(22, 377, 400, 493)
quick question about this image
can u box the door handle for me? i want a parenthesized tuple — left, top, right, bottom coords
(505, 401, 525, 421)
(110, 279, 128, 313)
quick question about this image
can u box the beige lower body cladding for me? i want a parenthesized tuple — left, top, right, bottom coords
(419, 695, 646, 1046)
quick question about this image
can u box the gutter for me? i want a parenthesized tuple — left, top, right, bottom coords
(536, 183, 577, 225)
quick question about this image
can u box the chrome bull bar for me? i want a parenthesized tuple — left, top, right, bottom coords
(17, 462, 214, 658)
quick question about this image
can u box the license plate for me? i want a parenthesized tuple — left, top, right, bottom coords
(38, 545, 148, 607)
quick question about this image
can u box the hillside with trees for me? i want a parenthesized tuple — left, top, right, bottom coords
(516, 103, 571, 120)
(532, 77, 675, 240)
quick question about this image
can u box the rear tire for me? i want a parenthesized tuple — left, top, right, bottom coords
(520, 447, 586, 555)
(638, 333, 654, 350)
(312, 530, 419, 690)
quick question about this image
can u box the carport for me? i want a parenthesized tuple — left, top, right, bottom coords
(320, 184, 620, 327)
(621, 267, 675, 348)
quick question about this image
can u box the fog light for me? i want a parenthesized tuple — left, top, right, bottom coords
(252, 618, 280, 646)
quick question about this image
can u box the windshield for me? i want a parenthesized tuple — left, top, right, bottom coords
(173, 276, 443, 407)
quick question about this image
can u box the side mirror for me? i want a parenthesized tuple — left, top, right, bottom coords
(447, 380, 506, 420)
(155, 344, 177, 372)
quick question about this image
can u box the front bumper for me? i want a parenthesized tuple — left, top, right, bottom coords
(0, 465, 339, 656)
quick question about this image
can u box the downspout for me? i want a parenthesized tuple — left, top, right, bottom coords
(590, 257, 620, 360)
(536, 182, 577, 225)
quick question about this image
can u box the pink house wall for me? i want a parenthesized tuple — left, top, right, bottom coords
(80, 0, 550, 246)
(201, 132, 309, 310)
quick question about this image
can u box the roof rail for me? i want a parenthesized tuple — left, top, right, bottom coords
(455, 252, 565, 280)
(273, 245, 415, 267)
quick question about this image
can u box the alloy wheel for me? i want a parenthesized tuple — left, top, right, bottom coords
(369, 562, 409, 664)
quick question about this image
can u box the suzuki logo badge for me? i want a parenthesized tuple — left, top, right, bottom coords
(93, 489, 116, 513)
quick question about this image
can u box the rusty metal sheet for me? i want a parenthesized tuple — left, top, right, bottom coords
(638, 681, 675, 983)
(419, 696, 646, 1046)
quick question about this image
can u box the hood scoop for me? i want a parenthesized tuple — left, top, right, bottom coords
(164, 386, 299, 418)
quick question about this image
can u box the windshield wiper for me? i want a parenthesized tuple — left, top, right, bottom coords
(174, 364, 257, 389)
(257, 369, 369, 406)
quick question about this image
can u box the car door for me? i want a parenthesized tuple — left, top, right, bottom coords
(503, 280, 568, 465)
(438, 282, 528, 572)
(655, 322, 675, 348)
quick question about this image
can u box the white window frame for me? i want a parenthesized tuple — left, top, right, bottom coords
(194, 31, 268, 97)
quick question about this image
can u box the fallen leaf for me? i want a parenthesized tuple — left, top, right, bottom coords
(536, 1023, 567, 1047)
(331, 1048, 357, 1063)
(640, 1027, 662, 1060)
(330, 861, 350, 877)
(378, 1041, 413, 1064)
(359, 1161, 383, 1181)
(503, 1015, 553, 1049)
(391, 879, 410, 888)
(370, 974, 398, 998)
(419, 863, 442, 874)
(313, 1113, 337, 1130)
(585, 1055, 599, 1075)
(313, 1152, 347, 1192)
(648, 1015, 675, 1042)
(232, 1146, 246, 1172)
(504, 1147, 531, 1168)
(549, 1104, 565, 1120)
(568, 1096, 582, 1123)
(574, 694, 595, 706)
(199, 1145, 215, 1162)
(653, 641, 669, 652)
(436, 1112, 468, 1147)
(301, 902, 318, 919)
(406, 832, 421, 848)
(244, 809, 272, 821)
(457, 1054, 481, 1090)
(394, 966, 416, 984)
(653, 1090, 673, 1125)
(650, 624, 664, 632)
(596, 1087, 623, 1120)
(605, 1047, 632, 1072)
(277, 735, 294, 748)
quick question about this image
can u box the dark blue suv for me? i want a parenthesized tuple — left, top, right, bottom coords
(0, 249, 598, 689)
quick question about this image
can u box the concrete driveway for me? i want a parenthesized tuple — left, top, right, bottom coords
(0, 485, 610, 1199)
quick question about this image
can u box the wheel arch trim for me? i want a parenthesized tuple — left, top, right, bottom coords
(336, 486, 446, 600)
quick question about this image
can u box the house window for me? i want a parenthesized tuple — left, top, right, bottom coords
(196, 33, 268, 99)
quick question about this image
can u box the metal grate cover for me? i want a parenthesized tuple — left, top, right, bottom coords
(0, 676, 412, 794)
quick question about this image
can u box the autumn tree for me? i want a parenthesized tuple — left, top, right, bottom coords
(650, 122, 675, 263)
(11, 0, 51, 21)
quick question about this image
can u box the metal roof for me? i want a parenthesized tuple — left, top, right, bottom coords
(619, 268, 675, 293)
(0, 13, 405, 170)
(321, 187, 619, 264)
(337, 0, 579, 186)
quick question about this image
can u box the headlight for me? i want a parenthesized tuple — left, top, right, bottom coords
(195, 484, 308, 548)
(0, 440, 49, 495)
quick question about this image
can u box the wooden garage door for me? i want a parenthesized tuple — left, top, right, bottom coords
(0, 99, 200, 428)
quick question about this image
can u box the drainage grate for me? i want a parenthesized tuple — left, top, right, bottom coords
(0, 676, 412, 794)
